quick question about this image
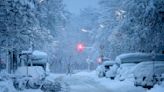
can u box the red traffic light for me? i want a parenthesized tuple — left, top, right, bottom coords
(76, 43, 85, 52)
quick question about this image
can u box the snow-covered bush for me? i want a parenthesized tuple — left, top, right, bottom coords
(0, 80, 17, 92)
(0, 85, 8, 92)
(148, 81, 164, 92)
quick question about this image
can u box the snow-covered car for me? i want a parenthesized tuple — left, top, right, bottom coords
(114, 53, 164, 81)
(105, 64, 119, 79)
(115, 53, 151, 64)
(13, 66, 46, 90)
(133, 61, 164, 89)
(96, 61, 115, 78)
(115, 63, 136, 81)
(115, 53, 164, 64)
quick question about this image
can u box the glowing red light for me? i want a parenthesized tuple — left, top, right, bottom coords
(76, 43, 85, 52)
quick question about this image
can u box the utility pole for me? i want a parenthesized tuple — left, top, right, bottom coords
(86, 57, 91, 71)
(99, 44, 104, 64)
(152, 50, 156, 84)
(67, 56, 72, 75)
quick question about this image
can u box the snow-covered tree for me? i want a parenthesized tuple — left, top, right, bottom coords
(0, 0, 69, 72)
(96, 0, 164, 59)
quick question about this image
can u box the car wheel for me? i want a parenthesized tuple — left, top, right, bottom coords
(110, 77, 114, 80)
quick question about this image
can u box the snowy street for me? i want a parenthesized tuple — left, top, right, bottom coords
(58, 71, 145, 92)
(37, 71, 161, 92)
(0, 71, 164, 92)
(0, 0, 164, 92)
(61, 71, 164, 92)
(63, 72, 111, 92)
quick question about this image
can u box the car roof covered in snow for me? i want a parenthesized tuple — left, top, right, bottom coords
(21, 50, 32, 55)
(31, 50, 47, 60)
(115, 53, 164, 64)
(102, 61, 115, 66)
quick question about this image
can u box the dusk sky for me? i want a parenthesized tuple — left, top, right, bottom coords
(63, 0, 99, 14)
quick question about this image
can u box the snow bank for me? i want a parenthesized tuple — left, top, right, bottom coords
(0, 80, 17, 92)
(148, 82, 164, 92)
(22, 89, 42, 92)
(74, 71, 97, 77)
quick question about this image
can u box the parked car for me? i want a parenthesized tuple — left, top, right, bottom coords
(13, 50, 49, 90)
(115, 53, 164, 81)
(115, 53, 164, 64)
(105, 64, 119, 79)
(115, 63, 136, 81)
(96, 61, 115, 78)
(133, 61, 164, 89)
(14, 66, 46, 90)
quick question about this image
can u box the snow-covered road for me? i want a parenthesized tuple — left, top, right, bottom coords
(64, 75, 110, 92)
(62, 71, 146, 92)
